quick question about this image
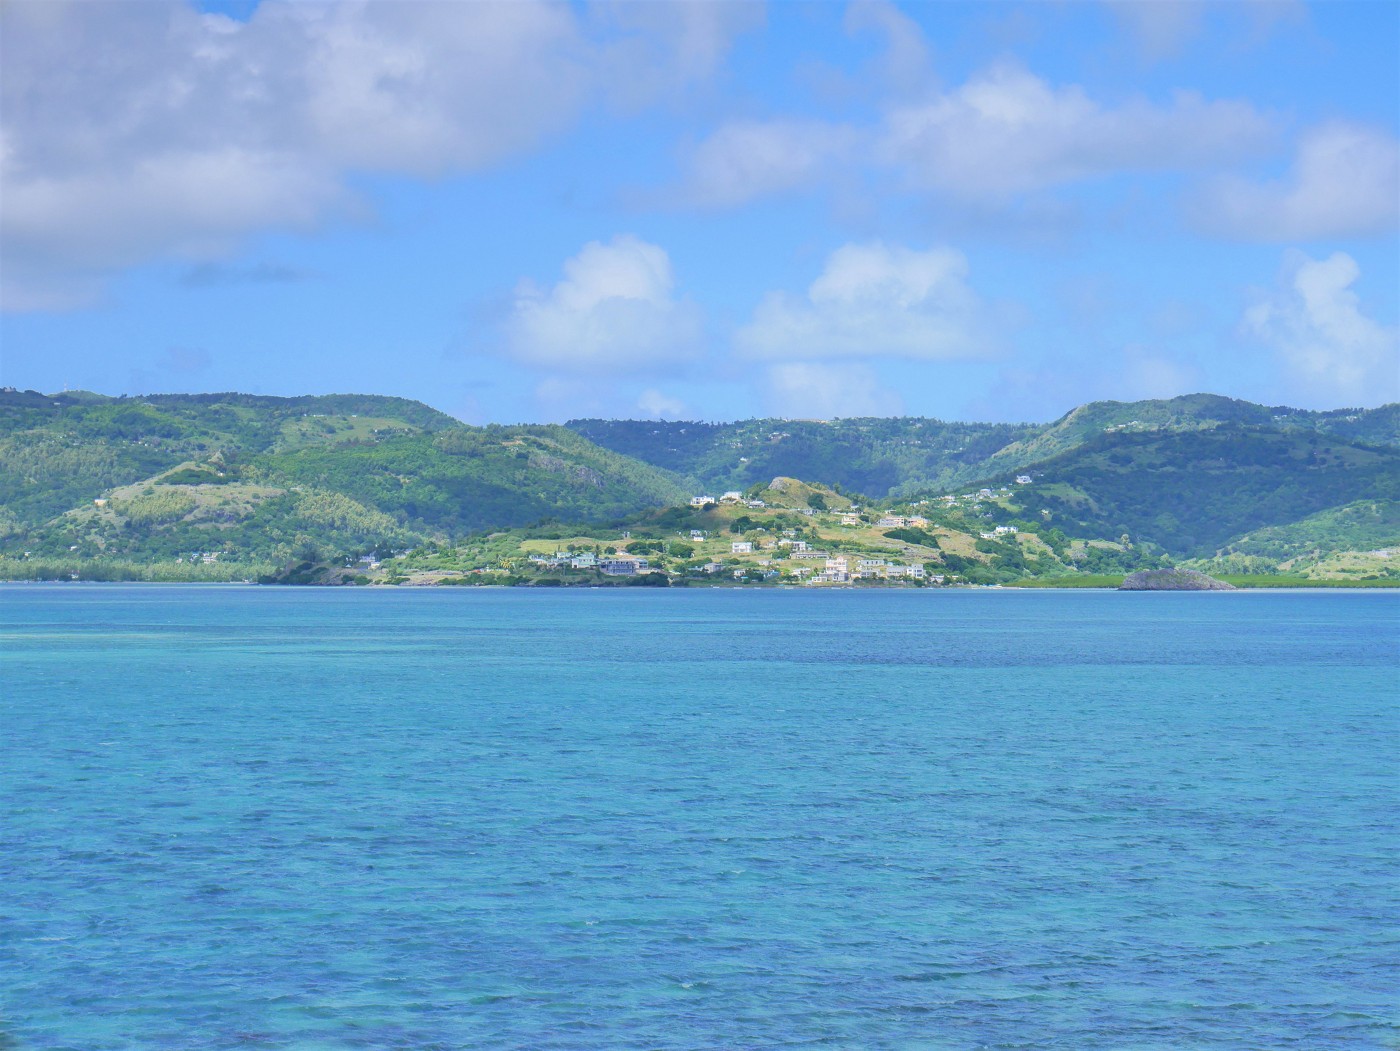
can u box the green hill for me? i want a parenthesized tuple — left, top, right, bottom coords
(2, 388, 1395, 583)
(982, 426, 1400, 558)
(0, 391, 688, 574)
(567, 396, 1399, 500)
(0, 389, 461, 529)
(564, 416, 1043, 499)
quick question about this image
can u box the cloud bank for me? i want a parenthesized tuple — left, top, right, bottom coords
(0, 0, 753, 310)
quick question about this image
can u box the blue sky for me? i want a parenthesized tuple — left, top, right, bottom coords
(1, 0, 1396, 424)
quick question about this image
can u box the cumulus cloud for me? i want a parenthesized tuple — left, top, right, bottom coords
(0, 0, 753, 310)
(505, 235, 703, 371)
(679, 60, 1273, 208)
(1195, 123, 1400, 241)
(1243, 250, 1399, 405)
(764, 362, 903, 419)
(878, 62, 1273, 201)
(736, 242, 995, 361)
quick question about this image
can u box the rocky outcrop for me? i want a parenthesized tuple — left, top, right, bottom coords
(1119, 569, 1236, 591)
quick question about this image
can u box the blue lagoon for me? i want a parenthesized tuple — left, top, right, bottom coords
(2, 586, 1396, 1049)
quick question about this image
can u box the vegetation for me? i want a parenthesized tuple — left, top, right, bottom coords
(568, 395, 1398, 500)
(3, 387, 1395, 587)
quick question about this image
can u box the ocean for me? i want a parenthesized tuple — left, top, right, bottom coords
(2, 585, 1396, 1049)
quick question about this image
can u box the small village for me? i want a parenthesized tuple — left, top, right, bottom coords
(364, 475, 1054, 588)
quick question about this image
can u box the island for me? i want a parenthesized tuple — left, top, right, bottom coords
(1119, 569, 1237, 591)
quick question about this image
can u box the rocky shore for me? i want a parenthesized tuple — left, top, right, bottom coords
(1119, 569, 1237, 591)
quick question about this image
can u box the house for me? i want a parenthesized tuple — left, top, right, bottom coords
(857, 558, 886, 569)
(600, 556, 649, 576)
(907, 516, 929, 527)
(689, 530, 705, 541)
(791, 549, 828, 559)
(779, 539, 809, 552)
(720, 491, 744, 503)
(887, 564, 926, 579)
(745, 500, 767, 509)
(689, 495, 715, 507)
(994, 525, 1018, 536)
(93, 498, 108, 508)
(698, 561, 725, 574)
(838, 513, 861, 526)
(928, 573, 946, 584)
(825, 556, 849, 572)
(570, 552, 598, 569)
(731, 541, 753, 554)
(1015, 475, 1033, 485)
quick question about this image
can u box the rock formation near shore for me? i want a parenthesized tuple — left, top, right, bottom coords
(1119, 569, 1237, 591)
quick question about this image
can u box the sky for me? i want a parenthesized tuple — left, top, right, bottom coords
(1, 0, 1397, 425)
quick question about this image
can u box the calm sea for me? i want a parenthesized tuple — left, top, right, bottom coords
(2, 585, 1396, 1050)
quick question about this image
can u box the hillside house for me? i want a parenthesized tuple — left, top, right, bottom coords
(731, 541, 753, 554)
(600, 556, 649, 576)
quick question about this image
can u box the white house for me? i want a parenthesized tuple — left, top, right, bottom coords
(1015, 475, 1032, 485)
(690, 495, 715, 507)
(720, 491, 744, 503)
(731, 541, 753, 554)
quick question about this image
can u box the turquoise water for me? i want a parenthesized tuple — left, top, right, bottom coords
(2, 585, 1396, 1050)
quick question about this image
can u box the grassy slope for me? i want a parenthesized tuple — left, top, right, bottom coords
(0, 393, 689, 567)
(568, 397, 1399, 501)
(565, 416, 1043, 499)
(989, 426, 1400, 558)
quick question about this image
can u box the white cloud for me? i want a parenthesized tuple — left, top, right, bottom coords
(842, 0, 933, 95)
(736, 242, 994, 361)
(764, 362, 903, 419)
(678, 60, 1273, 209)
(1195, 123, 1400, 241)
(1243, 250, 1399, 405)
(878, 62, 1273, 201)
(1102, 0, 1205, 60)
(1102, 0, 1304, 60)
(684, 120, 859, 208)
(637, 389, 688, 419)
(0, 0, 753, 311)
(506, 235, 703, 371)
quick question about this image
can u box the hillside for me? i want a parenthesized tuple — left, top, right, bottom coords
(974, 426, 1400, 558)
(2, 388, 1396, 584)
(564, 416, 1042, 499)
(566, 396, 1399, 500)
(0, 389, 461, 530)
(0, 390, 688, 574)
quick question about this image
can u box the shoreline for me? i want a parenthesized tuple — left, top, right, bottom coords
(3, 578, 1396, 591)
